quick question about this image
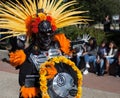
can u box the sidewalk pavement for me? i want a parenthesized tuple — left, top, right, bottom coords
(0, 50, 120, 98)
(0, 71, 120, 98)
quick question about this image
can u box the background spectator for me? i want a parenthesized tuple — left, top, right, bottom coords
(102, 15, 111, 32)
(82, 37, 98, 75)
(94, 40, 107, 76)
(105, 41, 118, 74)
(115, 49, 120, 77)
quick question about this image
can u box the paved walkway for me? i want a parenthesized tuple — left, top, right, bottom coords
(83, 73, 120, 94)
(0, 50, 120, 98)
(0, 71, 120, 98)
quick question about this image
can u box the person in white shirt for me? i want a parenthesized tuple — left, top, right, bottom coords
(105, 41, 118, 73)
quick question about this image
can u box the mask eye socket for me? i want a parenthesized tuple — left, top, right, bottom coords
(46, 30, 55, 36)
(38, 20, 53, 33)
(39, 30, 54, 37)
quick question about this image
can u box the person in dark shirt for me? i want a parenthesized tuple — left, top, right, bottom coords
(102, 15, 111, 32)
(94, 40, 107, 76)
(115, 49, 120, 77)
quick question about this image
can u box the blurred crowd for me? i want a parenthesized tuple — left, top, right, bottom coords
(0, 31, 120, 77)
(71, 36, 120, 77)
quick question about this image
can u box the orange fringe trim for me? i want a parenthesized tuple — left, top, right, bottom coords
(54, 33, 71, 55)
(20, 86, 40, 98)
(9, 50, 26, 67)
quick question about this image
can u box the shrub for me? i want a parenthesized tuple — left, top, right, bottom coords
(58, 25, 106, 45)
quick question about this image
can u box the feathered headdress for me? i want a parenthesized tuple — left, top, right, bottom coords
(0, 0, 88, 41)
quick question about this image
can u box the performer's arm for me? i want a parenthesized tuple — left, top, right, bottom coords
(9, 35, 27, 68)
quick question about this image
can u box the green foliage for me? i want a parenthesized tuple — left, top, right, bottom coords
(106, 32, 120, 48)
(81, 27, 106, 45)
(76, 0, 120, 24)
(58, 25, 80, 40)
(58, 25, 106, 45)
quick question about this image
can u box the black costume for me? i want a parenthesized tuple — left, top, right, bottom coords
(0, 0, 89, 97)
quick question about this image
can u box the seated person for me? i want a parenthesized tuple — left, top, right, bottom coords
(105, 41, 118, 74)
(115, 49, 120, 77)
(82, 37, 98, 75)
(70, 34, 91, 68)
(94, 40, 107, 76)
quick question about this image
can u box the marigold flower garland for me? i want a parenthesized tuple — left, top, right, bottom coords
(25, 12, 57, 35)
(39, 56, 83, 98)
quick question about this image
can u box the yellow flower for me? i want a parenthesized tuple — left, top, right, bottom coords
(52, 57, 59, 63)
(40, 85, 47, 92)
(77, 87, 82, 94)
(76, 95, 81, 98)
(38, 13, 46, 21)
(40, 75, 46, 81)
(42, 94, 50, 98)
(63, 59, 69, 64)
(72, 66, 78, 71)
(78, 79, 82, 86)
(40, 80, 47, 86)
(67, 60, 73, 66)
(39, 56, 82, 98)
(77, 73, 83, 79)
(47, 62, 54, 66)
(69, 62, 75, 66)
(40, 68, 47, 75)
(32, 14, 37, 18)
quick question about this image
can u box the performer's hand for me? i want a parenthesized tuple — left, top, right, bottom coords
(9, 50, 26, 67)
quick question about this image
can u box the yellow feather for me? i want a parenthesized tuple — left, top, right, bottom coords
(0, 24, 26, 32)
(38, 0, 43, 9)
(0, 35, 16, 41)
(3, 1, 28, 18)
(42, 0, 47, 10)
(45, 0, 56, 14)
(15, 0, 31, 15)
(0, 14, 24, 24)
(0, 2, 25, 20)
(57, 18, 88, 28)
(45, 0, 51, 12)
(56, 16, 85, 23)
(0, 0, 89, 40)
(51, 0, 63, 14)
(22, 0, 34, 15)
(56, 11, 88, 23)
(53, 1, 77, 17)
(0, 32, 25, 41)
(28, 0, 36, 14)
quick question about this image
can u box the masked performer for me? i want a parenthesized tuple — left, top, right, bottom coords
(0, 0, 89, 98)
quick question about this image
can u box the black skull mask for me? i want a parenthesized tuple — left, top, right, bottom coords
(38, 20, 55, 50)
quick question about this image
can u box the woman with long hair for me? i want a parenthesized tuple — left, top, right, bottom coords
(94, 40, 107, 76)
(82, 37, 98, 75)
(105, 41, 118, 74)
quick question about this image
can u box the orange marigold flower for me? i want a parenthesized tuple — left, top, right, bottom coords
(38, 13, 46, 21)
(40, 68, 47, 75)
(25, 16, 33, 36)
